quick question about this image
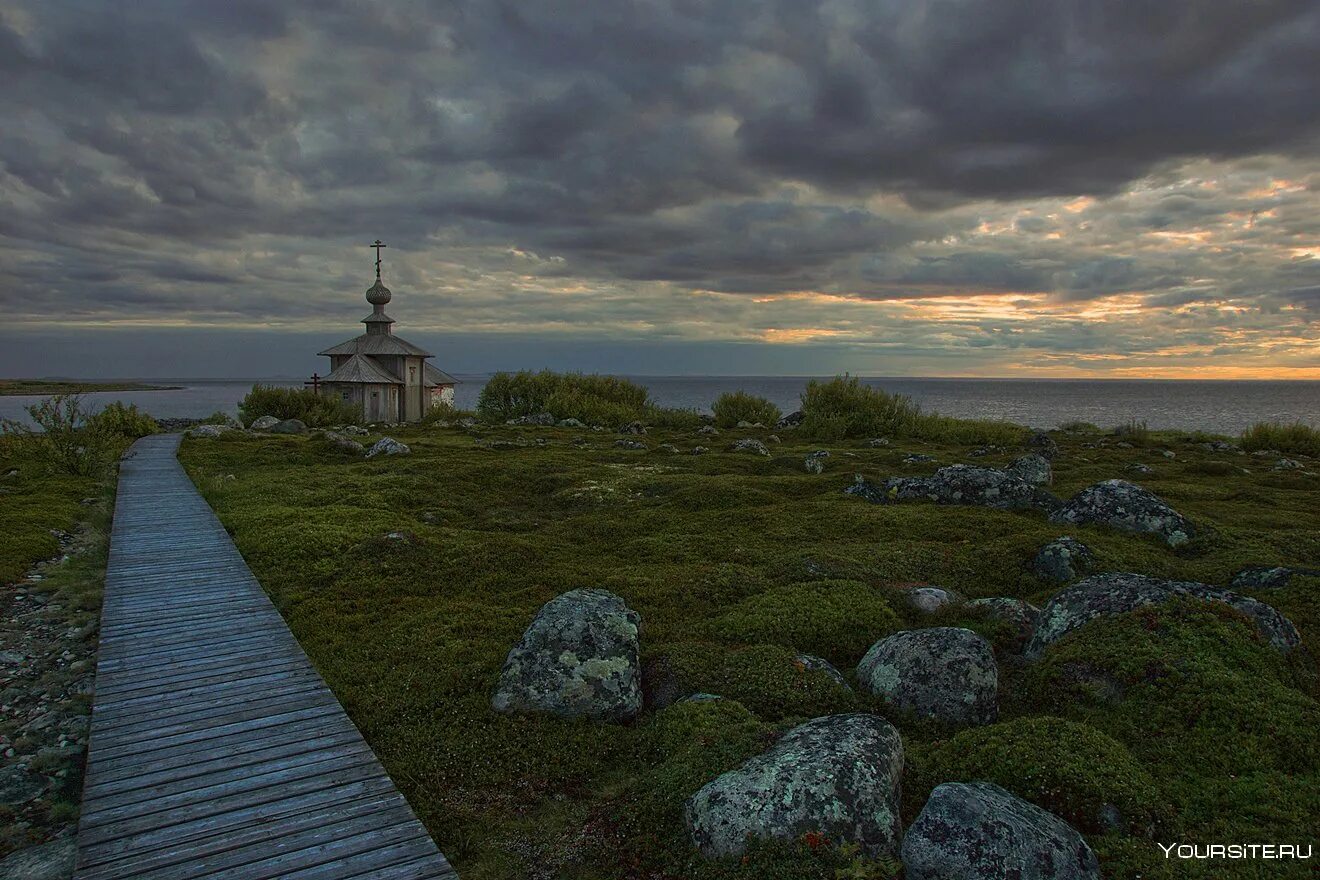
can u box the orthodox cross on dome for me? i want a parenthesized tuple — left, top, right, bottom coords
(370, 239, 387, 281)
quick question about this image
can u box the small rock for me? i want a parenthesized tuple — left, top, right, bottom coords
(766, 434, 780, 443)
(866, 437, 890, 448)
(697, 425, 720, 436)
(905, 586, 962, 614)
(966, 597, 1043, 643)
(0, 765, 45, 806)
(775, 411, 804, 429)
(506, 412, 556, 426)
(366, 437, 410, 458)
(691, 446, 709, 455)
(248, 415, 281, 430)
(804, 450, 829, 474)
(1126, 462, 1153, 474)
(1027, 432, 1060, 460)
(903, 782, 1100, 880)
(1230, 565, 1314, 590)
(1159, 448, 1176, 459)
(556, 417, 587, 428)
(903, 453, 936, 464)
(1050, 479, 1194, 547)
(186, 424, 233, 439)
(618, 421, 648, 435)
(730, 438, 770, 456)
(735, 420, 762, 429)
(1031, 536, 1095, 584)
(614, 439, 647, 451)
(491, 589, 642, 722)
(685, 714, 903, 858)
(1275, 458, 1303, 470)
(655, 443, 679, 454)
(795, 653, 848, 688)
(857, 628, 997, 725)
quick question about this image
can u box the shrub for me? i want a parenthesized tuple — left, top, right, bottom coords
(644, 405, 704, 431)
(476, 370, 650, 426)
(90, 401, 158, 440)
(707, 580, 901, 666)
(647, 642, 857, 720)
(418, 402, 476, 426)
(712, 392, 782, 429)
(1112, 419, 1150, 443)
(238, 384, 361, 428)
(798, 375, 1024, 445)
(1, 395, 122, 476)
(1241, 421, 1320, 458)
(917, 716, 1169, 834)
(1059, 420, 1101, 433)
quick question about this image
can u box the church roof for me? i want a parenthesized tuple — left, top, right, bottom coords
(318, 333, 433, 358)
(322, 354, 402, 385)
(424, 363, 459, 386)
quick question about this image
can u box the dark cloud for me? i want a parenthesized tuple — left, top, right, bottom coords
(0, 0, 1317, 376)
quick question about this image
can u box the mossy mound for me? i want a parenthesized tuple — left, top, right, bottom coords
(916, 716, 1168, 834)
(1023, 598, 1320, 777)
(644, 642, 858, 720)
(706, 580, 901, 666)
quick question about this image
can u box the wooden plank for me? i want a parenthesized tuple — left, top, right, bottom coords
(74, 433, 457, 879)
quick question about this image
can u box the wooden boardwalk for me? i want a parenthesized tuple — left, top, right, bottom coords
(75, 434, 456, 880)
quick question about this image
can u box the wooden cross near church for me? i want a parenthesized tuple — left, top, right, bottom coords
(371, 239, 386, 281)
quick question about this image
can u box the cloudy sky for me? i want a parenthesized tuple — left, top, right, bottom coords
(2, 0, 1318, 379)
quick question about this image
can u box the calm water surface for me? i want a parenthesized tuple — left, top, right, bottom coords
(2, 376, 1318, 435)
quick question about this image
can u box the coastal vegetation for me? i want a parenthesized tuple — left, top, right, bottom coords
(1, 396, 157, 476)
(0, 380, 179, 396)
(1241, 420, 1320, 458)
(712, 391, 782, 428)
(177, 409, 1320, 880)
(237, 383, 361, 428)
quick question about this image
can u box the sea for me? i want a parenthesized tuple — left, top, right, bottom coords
(3, 376, 1318, 435)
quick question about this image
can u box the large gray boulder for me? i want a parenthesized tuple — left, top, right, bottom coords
(1231, 565, 1319, 590)
(1025, 572, 1301, 658)
(847, 466, 1060, 513)
(248, 415, 281, 430)
(1050, 480, 1194, 547)
(905, 586, 962, 614)
(857, 628, 997, 725)
(685, 713, 903, 858)
(1006, 453, 1053, 486)
(492, 589, 642, 722)
(267, 418, 308, 435)
(1032, 536, 1095, 583)
(903, 782, 1100, 880)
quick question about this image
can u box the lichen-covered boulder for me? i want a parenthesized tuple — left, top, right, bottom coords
(685, 713, 903, 858)
(1050, 480, 1194, 547)
(267, 418, 308, 435)
(1006, 453, 1052, 486)
(248, 415, 281, 431)
(776, 410, 804, 429)
(614, 439, 647, 450)
(905, 586, 962, 614)
(618, 421, 648, 435)
(366, 437, 410, 458)
(857, 628, 998, 725)
(804, 450, 830, 474)
(1025, 572, 1301, 658)
(847, 466, 1060, 513)
(1032, 537, 1095, 583)
(966, 598, 1042, 643)
(730, 438, 770, 456)
(492, 589, 642, 722)
(1231, 565, 1316, 589)
(903, 782, 1100, 880)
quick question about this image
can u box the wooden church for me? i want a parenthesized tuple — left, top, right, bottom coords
(317, 241, 457, 423)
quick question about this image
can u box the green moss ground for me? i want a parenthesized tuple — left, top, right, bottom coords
(178, 425, 1320, 879)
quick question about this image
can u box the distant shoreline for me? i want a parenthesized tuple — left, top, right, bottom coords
(0, 380, 185, 396)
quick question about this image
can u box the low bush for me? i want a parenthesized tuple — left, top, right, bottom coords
(90, 401, 158, 440)
(917, 716, 1169, 834)
(1241, 421, 1320, 458)
(712, 392, 782, 429)
(1112, 419, 1150, 443)
(798, 375, 1023, 445)
(707, 580, 900, 666)
(644, 405, 705, 431)
(418, 402, 476, 426)
(0, 394, 139, 476)
(238, 384, 361, 428)
(476, 370, 650, 426)
(1059, 420, 1101, 433)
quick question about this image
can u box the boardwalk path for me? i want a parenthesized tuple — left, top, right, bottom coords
(74, 434, 456, 880)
